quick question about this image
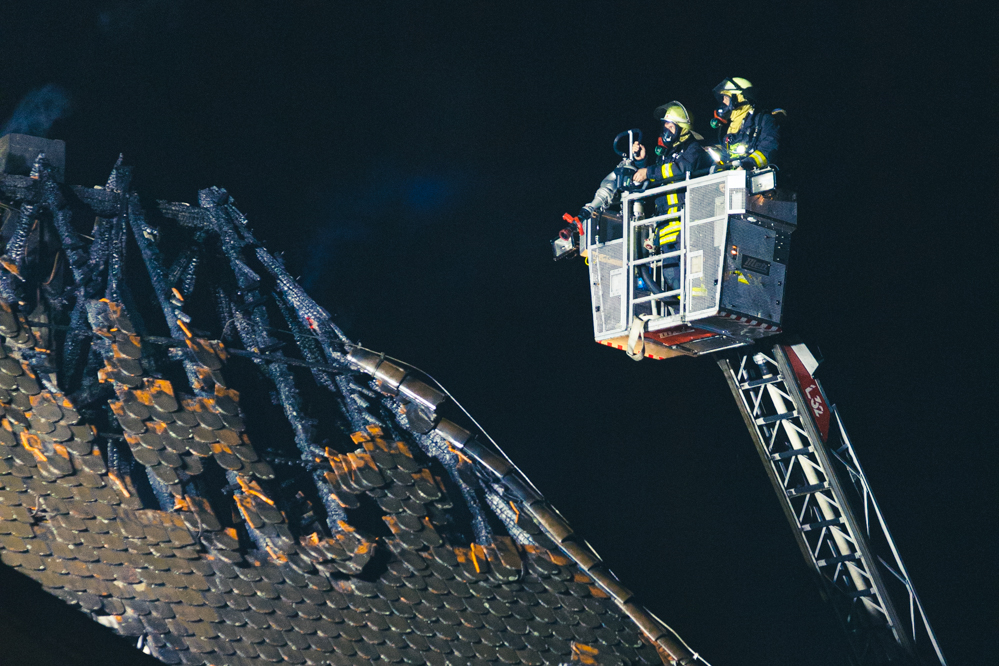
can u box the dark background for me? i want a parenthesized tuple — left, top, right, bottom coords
(0, 2, 994, 664)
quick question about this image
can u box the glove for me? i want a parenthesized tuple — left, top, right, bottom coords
(578, 207, 593, 221)
(739, 156, 757, 170)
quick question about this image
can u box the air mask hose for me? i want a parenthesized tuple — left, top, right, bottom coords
(639, 245, 680, 301)
(640, 263, 664, 295)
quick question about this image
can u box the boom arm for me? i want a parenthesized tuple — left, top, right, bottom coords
(718, 344, 946, 666)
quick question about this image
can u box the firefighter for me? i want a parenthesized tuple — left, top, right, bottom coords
(632, 101, 711, 248)
(709, 77, 780, 170)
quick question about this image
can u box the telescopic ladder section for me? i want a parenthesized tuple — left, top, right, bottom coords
(718, 345, 946, 666)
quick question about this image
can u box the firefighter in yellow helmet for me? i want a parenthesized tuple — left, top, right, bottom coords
(625, 102, 712, 296)
(709, 77, 780, 170)
(632, 101, 711, 247)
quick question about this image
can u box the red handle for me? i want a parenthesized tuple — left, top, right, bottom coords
(561, 213, 583, 236)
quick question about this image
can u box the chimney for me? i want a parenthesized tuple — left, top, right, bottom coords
(0, 133, 66, 182)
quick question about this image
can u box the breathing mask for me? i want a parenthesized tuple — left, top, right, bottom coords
(657, 121, 679, 153)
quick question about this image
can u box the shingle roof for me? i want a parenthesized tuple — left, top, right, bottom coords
(0, 145, 700, 665)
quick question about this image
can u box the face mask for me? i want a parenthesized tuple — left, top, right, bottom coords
(658, 121, 678, 149)
(712, 97, 735, 128)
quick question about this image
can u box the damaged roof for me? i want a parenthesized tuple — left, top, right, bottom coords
(0, 135, 700, 666)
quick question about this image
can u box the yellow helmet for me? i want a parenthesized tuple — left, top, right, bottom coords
(652, 101, 704, 144)
(713, 77, 756, 105)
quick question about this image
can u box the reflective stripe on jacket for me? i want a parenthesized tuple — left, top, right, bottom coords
(720, 107, 779, 167)
(646, 139, 711, 243)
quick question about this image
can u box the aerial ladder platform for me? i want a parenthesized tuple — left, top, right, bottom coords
(559, 161, 947, 665)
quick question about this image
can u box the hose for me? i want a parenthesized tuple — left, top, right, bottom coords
(639, 250, 679, 302)
(640, 264, 664, 295)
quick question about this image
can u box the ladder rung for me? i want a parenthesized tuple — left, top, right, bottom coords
(787, 482, 829, 498)
(740, 375, 782, 389)
(848, 587, 876, 599)
(801, 517, 844, 532)
(771, 447, 814, 461)
(817, 552, 860, 567)
(756, 411, 797, 425)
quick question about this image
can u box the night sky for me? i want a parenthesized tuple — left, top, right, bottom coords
(0, 2, 993, 665)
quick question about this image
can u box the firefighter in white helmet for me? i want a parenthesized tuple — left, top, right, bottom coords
(709, 77, 782, 170)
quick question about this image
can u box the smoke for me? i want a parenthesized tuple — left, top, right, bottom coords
(2, 85, 72, 138)
(299, 170, 474, 291)
(404, 176, 455, 215)
(299, 223, 372, 291)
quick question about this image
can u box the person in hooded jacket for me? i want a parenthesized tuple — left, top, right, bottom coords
(708, 77, 781, 170)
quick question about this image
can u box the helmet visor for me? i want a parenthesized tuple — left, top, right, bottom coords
(713, 78, 754, 104)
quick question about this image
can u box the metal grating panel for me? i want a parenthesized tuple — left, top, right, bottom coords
(720, 218, 786, 324)
(688, 182, 726, 223)
(729, 186, 746, 211)
(589, 238, 626, 337)
(687, 218, 724, 315)
(721, 259, 786, 323)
